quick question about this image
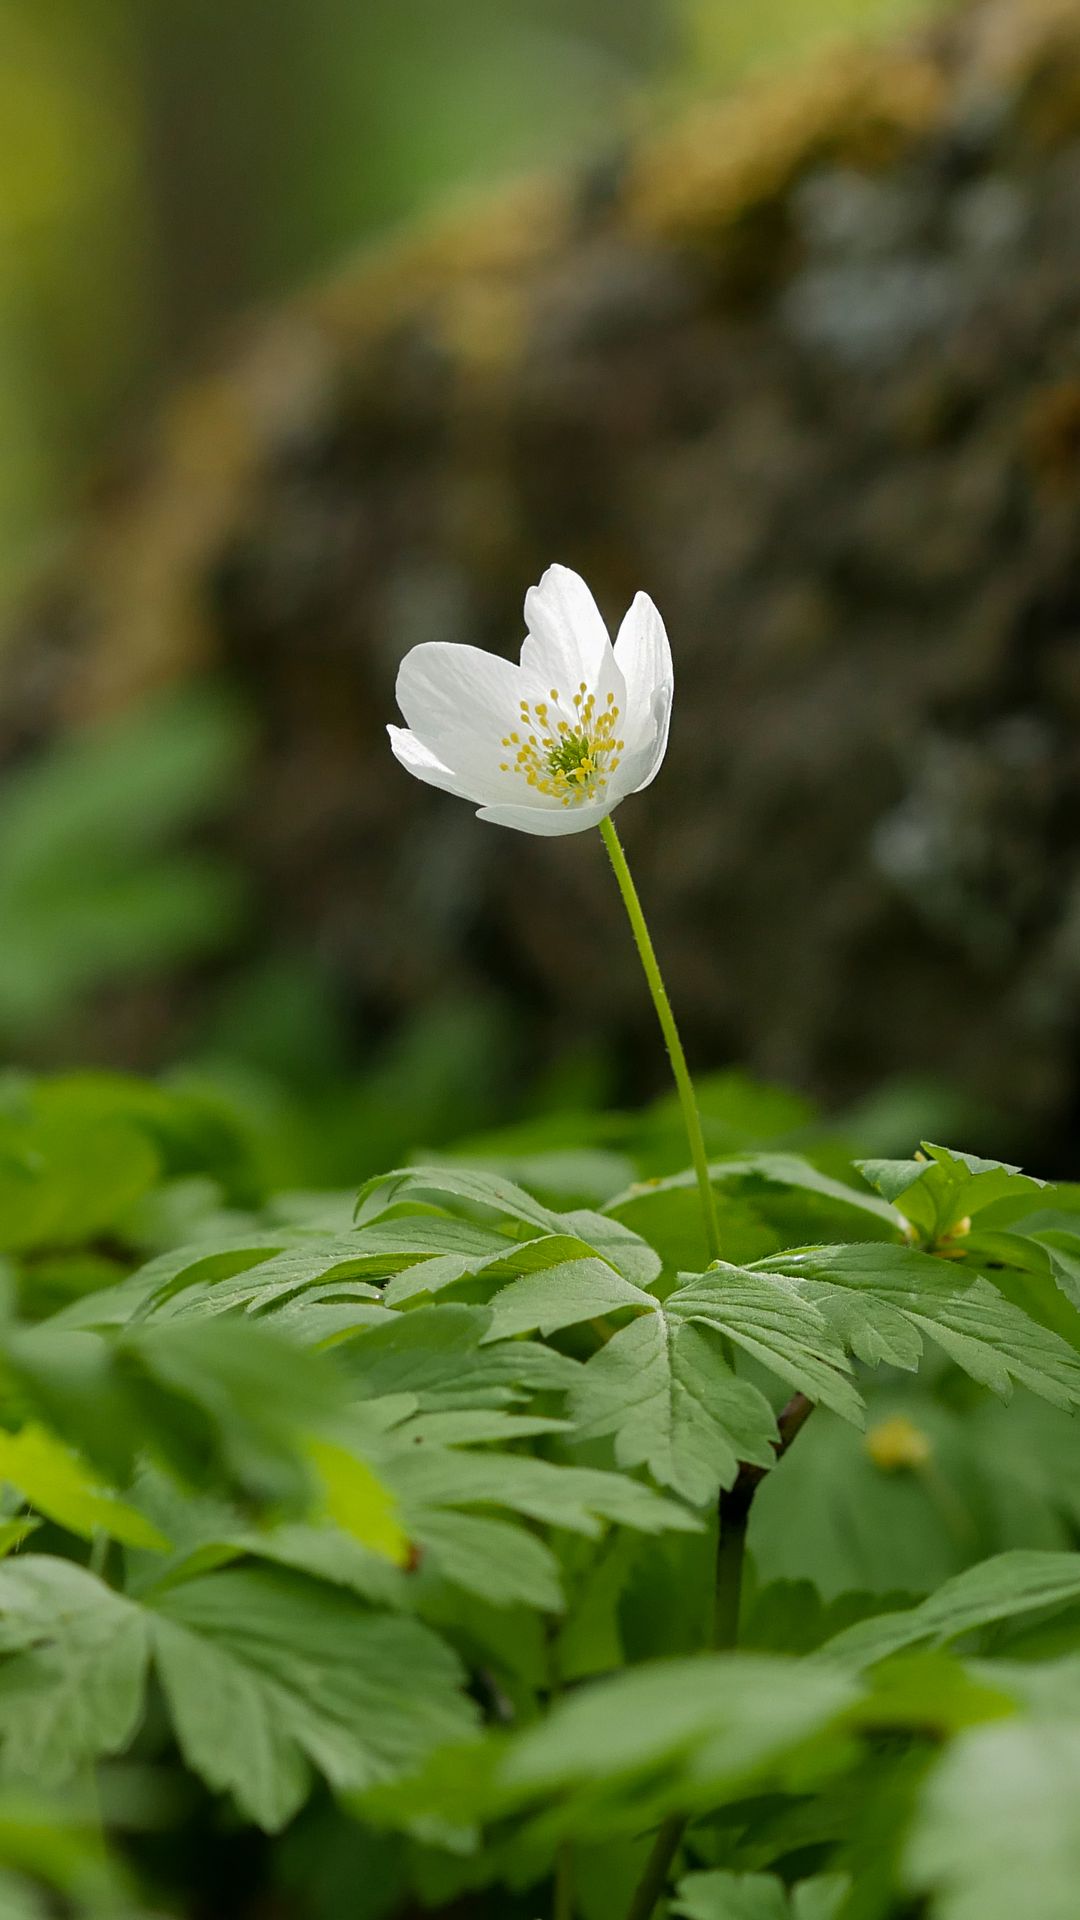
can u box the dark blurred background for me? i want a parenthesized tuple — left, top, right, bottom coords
(6, 0, 1080, 1183)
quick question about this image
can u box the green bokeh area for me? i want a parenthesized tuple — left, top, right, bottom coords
(0, 0, 933, 605)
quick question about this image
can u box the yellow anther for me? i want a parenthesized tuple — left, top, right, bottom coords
(501, 673, 622, 808)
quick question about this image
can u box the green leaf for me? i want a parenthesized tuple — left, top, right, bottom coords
(560, 1209, 663, 1287)
(821, 1551, 1080, 1668)
(498, 1653, 859, 1825)
(388, 1442, 698, 1540)
(0, 1109, 159, 1253)
(0, 1559, 148, 1786)
(355, 1167, 661, 1285)
(857, 1145, 1047, 1247)
(409, 1509, 563, 1612)
(356, 1165, 566, 1234)
(956, 1231, 1080, 1351)
(667, 1267, 864, 1422)
(150, 1566, 477, 1831)
(907, 1718, 1080, 1920)
(0, 1425, 169, 1551)
(334, 1303, 580, 1408)
(673, 1870, 850, 1920)
(607, 1154, 902, 1232)
(569, 1312, 778, 1505)
(123, 1316, 352, 1503)
(485, 1259, 656, 1340)
(387, 1230, 653, 1314)
(756, 1245, 1080, 1408)
(673, 1871, 790, 1919)
(306, 1438, 410, 1566)
(1030, 1229, 1080, 1311)
(0, 1524, 38, 1561)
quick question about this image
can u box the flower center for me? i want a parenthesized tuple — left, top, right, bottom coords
(499, 684, 625, 806)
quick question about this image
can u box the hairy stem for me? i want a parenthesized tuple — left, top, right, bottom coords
(599, 814, 720, 1264)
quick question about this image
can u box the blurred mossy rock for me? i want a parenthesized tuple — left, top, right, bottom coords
(6, 0, 1080, 1134)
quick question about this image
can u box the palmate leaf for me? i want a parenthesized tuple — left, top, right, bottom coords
(0, 1556, 476, 1832)
(152, 1566, 476, 1831)
(666, 1269, 864, 1421)
(821, 1551, 1080, 1669)
(754, 1245, 1080, 1408)
(565, 1263, 861, 1508)
(570, 1314, 779, 1506)
(0, 1560, 149, 1787)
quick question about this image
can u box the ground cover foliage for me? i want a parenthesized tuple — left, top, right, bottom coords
(1, 1067, 1079, 1917)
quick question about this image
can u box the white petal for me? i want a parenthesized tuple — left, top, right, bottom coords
(476, 796, 614, 837)
(614, 592, 673, 740)
(604, 683, 671, 801)
(387, 726, 493, 803)
(396, 642, 520, 796)
(612, 592, 674, 794)
(521, 564, 612, 695)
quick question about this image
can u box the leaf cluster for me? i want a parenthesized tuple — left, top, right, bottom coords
(0, 1074, 1079, 1918)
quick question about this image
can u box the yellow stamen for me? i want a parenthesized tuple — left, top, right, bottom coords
(499, 674, 623, 807)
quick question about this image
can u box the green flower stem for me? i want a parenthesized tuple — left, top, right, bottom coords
(599, 814, 721, 1264)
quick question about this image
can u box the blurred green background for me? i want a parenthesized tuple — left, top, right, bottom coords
(12, 0, 1071, 1197)
(0, 0, 931, 610)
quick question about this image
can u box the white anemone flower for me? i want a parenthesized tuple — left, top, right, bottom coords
(387, 564, 673, 835)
